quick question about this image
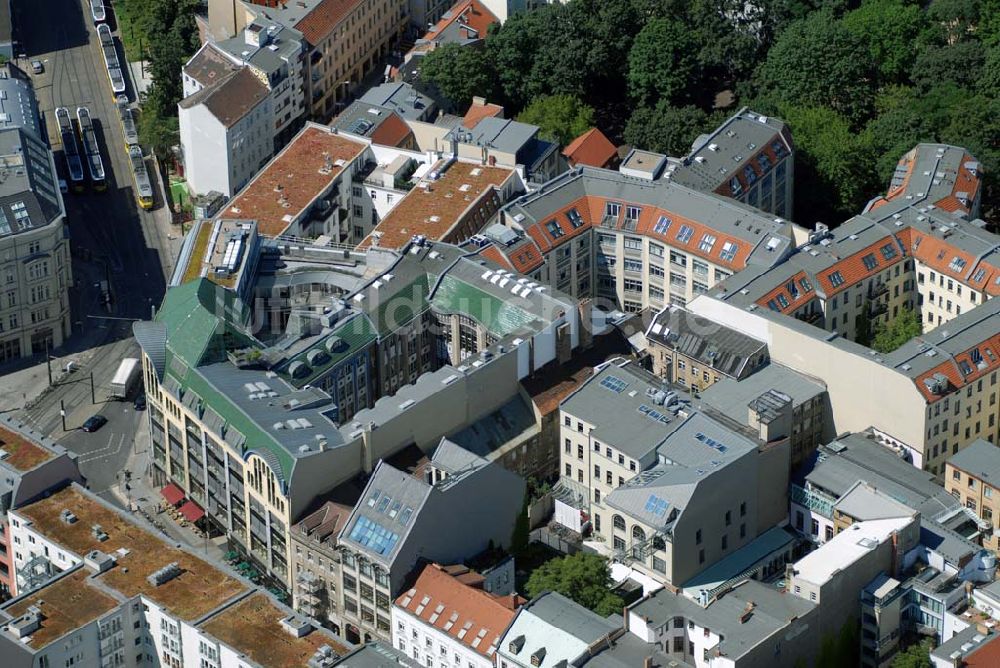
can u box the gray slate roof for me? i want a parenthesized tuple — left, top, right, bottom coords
(646, 305, 767, 378)
(948, 439, 1000, 486)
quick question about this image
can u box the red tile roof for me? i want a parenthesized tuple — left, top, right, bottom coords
(294, 0, 365, 45)
(914, 331, 1000, 402)
(225, 125, 367, 237)
(463, 100, 504, 130)
(562, 128, 617, 169)
(478, 244, 514, 270)
(426, 0, 498, 43)
(370, 112, 414, 148)
(395, 563, 523, 660)
(755, 271, 819, 315)
(815, 236, 904, 297)
(965, 634, 1000, 667)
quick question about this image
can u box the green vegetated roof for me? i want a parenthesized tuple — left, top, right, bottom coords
(285, 314, 378, 387)
(432, 274, 538, 337)
(155, 279, 251, 368)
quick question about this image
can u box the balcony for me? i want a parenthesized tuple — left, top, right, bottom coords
(869, 300, 888, 316)
(868, 282, 889, 299)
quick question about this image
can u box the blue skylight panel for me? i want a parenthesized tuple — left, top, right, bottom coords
(348, 516, 400, 556)
(600, 375, 629, 393)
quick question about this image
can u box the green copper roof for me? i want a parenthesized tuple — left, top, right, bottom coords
(283, 314, 378, 387)
(431, 274, 539, 337)
(155, 279, 250, 368)
(368, 274, 430, 336)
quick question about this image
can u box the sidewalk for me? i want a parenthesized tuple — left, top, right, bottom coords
(106, 423, 226, 561)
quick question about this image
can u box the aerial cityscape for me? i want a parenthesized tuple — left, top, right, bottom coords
(0, 0, 997, 666)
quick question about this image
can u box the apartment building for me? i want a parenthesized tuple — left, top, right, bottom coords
(222, 123, 369, 240)
(488, 163, 798, 313)
(291, 500, 353, 633)
(178, 66, 272, 197)
(700, 362, 827, 468)
(447, 117, 563, 185)
(404, 0, 499, 65)
(0, 64, 72, 362)
(643, 305, 769, 392)
(334, 641, 420, 666)
(554, 360, 790, 587)
(691, 261, 1000, 478)
(666, 107, 795, 219)
(359, 158, 524, 251)
(0, 483, 347, 668)
(494, 592, 621, 668)
(946, 439, 1000, 552)
(391, 561, 523, 668)
(626, 578, 819, 668)
(334, 440, 525, 643)
(0, 416, 83, 598)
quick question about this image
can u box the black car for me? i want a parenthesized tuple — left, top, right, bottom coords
(133, 395, 146, 411)
(81, 415, 107, 432)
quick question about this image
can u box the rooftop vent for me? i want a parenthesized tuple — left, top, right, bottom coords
(60, 509, 78, 524)
(7, 606, 43, 638)
(91, 524, 109, 542)
(84, 550, 116, 574)
(147, 562, 182, 587)
(280, 614, 313, 638)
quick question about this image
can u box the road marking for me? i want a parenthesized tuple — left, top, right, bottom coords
(79, 432, 126, 463)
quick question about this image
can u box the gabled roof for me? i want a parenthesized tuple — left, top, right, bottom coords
(179, 68, 269, 129)
(948, 439, 1000, 486)
(563, 128, 617, 169)
(462, 99, 504, 130)
(395, 563, 522, 660)
(183, 43, 239, 89)
(293, 0, 366, 45)
(424, 0, 498, 45)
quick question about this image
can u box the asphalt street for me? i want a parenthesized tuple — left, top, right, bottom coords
(10, 0, 180, 500)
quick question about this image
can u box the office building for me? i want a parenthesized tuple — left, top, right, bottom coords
(0, 63, 73, 361)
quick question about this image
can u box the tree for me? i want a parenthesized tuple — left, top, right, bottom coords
(890, 638, 933, 668)
(524, 553, 624, 617)
(627, 17, 700, 105)
(516, 95, 595, 146)
(910, 41, 986, 92)
(872, 307, 923, 353)
(138, 94, 179, 161)
(420, 44, 497, 111)
(841, 0, 927, 84)
(926, 0, 982, 44)
(778, 105, 880, 221)
(624, 103, 710, 156)
(751, 12, 876, 125)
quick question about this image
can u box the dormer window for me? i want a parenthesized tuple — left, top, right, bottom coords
(531, 647, 547, 666)
(508, 635, 525, 654)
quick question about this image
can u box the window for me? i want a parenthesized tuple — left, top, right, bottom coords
(625, 205, 641, 221)
(861, 254, 878, 271)
(670, 250, 687, 267)
(692, 259, 709, 276)
(695, 529, 702, 545)
(604, 201, 621, 220)
(545, 220, 564, 239)
(829, 271, 845, 287)
(729, 176, 742, 195)
(676, 225, 694, 243)
(743, 165, 757, 185)
(566, 208, 584, 229)
(649, 242, 664, 257)
(654, 216, 672, 234)
(740, 501, 746, 516)
(613, 515, 626, 531)
(880, 243, 898, 261)
(720, 241, 738, 262)
(698, 234, 717, 253)
(949, 256, 967, 272)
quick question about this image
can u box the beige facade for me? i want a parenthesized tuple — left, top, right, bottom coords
(945, 460, 1000, 553)
(0, 222, 73, 363)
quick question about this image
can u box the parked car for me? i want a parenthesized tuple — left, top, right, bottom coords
(58, 179, 68, 194)
(81, 414, 107, 432)
(30, 60, 43, 75)
(133, 394, 146, 411)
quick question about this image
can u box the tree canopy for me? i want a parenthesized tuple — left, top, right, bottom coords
(409, 0, 1000, 226)
(524, 553, 624, 617)
(890, 639, 933, 668)
(872, 308, 923, 353)
(516, 95, 595, 146)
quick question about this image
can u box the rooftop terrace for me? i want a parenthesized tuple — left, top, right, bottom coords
(0, 420, 56, 472)
(200, 592, 348, 666)
(3, 569, 118, 650)
(16, 485, 246, 621)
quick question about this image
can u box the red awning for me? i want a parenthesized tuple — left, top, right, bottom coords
(179, 500, 205, 523)
(160, 484, 185, 506)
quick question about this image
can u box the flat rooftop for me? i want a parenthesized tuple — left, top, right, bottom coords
(200, 592, 348, 666)
(360, 160, 513, 250)
(3, 569, 119, 650)
(793, 517, 914, 587)
(0, 421, 56, 472)
(16, 485, 246, 622)
(225, 125, 367, 237)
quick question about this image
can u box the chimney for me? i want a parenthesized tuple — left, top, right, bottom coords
(739, 601, 756, 624)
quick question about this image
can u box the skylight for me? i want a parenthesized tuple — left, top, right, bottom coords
(600, 375, 628, 394)
(349, 516, 400, 556)
(879, 243, 898, 261)
(654, 215, 672, 235)
(861, 254, 878, 271)
(566, 208, 584, 229)
(720, 241, 738, 262)
(545, 220, 564, 239)
(698, 234, 717, 253)
(644, 495, 669, 517)
(676, 225, 694, 243)
(829, 271, 845, 287)
(949, 256, 967, 272)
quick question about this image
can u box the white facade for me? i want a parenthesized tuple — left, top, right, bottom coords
(391, 605, 492, 668)
(179, 91, 273, 197)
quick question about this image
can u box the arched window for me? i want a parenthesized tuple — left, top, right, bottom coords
(613, 514, 626, 531)
(652, 536, 666, 551)
(632, 525, 646, 542)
